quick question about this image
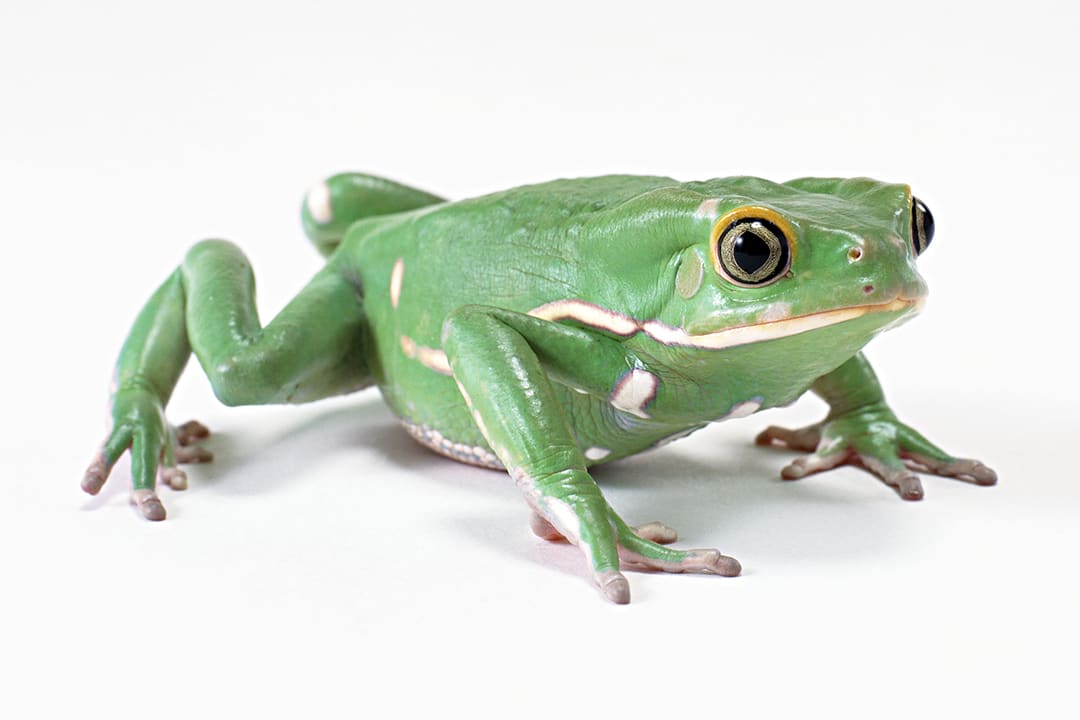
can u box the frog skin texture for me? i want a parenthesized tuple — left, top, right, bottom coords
(82, 173, 997, 604)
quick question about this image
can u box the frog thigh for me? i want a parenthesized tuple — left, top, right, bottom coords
(183, 240, 371, 405)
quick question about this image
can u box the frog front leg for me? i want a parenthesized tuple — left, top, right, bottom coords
(756, 353, 997, 499)
(441, 306, 740, 604)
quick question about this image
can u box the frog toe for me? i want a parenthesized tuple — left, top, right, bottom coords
(597, 570, 631, 604)
(631, 521, 678, 545)
(857, 456, 925, 500)
(903, 454, 997, 486)
(618, 543, 742, 576)
(160, 466, 188, 491)
(81, 428, 132, 495)
(176, 445, 214, 464)
(614, 519, 741, 576)
(950, 459, 997, 486)
(168, 420, 213, 464)
(175, 420, 210, 446)
(131, 489, 167, 521)
(780, 450, 851, 480)
(778, 446, 934, 500)
(755, 424, 821, 452)
(81, 459, 110, 496)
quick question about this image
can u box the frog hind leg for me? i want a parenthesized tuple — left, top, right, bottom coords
(441, 305, 740, 605)
(83, 239, 370, 519)
(301, 172, 446, 257)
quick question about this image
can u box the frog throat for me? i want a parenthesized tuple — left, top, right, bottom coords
(527, 297, 923, 350)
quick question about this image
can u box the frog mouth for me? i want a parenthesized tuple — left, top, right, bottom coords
(527, 296, 923, 351)
(648, 296, 924, 350)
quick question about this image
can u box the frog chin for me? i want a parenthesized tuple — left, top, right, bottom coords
(656, 295, 925, 351)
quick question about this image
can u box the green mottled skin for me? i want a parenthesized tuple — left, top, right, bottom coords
(83, 172, 996, 604)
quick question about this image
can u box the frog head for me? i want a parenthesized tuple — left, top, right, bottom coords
(649, 176, 931, 358)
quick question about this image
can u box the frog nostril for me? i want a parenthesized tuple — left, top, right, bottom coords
(863, 284, 875, 295)
(847, 247, 863, 263)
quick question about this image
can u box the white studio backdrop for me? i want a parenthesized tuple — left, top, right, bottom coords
(1, 1, 1077, 718)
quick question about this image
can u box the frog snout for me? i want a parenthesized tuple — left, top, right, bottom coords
(845, 240, 927, 304)
(859, 280, 925, 304)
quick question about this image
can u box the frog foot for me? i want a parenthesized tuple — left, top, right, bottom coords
(82, 416, 213, 520)
(529, 510, 740, 603)
(755, 410, 997, 501)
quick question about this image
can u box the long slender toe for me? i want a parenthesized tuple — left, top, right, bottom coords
(709, 552, 742, 577)
(949, 459, 997, 485)
(781, 451, 849, 480)
(131, 490, 167, 521)
(176, 446, 213, 464)
(632, 521, 678, 544)
(756, 424, 820, 452)
(899, 478, 925, 500)
(82, 464, 107, 495)
(161, 467, 189, 491)
(176, 420, 210, 445)
(597, 570, 631, 605)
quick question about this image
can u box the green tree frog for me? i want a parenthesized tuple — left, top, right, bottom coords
(82, 173, 996, 603)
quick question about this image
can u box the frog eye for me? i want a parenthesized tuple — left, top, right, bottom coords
(711, 207, 793, 287)
(911, 197, 934, 256)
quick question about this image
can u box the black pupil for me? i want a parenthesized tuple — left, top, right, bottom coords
(915, 198, 934, 248)
(732, 226, 771, 274)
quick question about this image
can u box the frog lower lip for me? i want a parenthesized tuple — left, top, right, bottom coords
(649, 296, 922, 350)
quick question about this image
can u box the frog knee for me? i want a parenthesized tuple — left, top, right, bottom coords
(302, 173, 446, 258)
(205, 353, 277, 407)
(206, 356, 249, 406)
(184, 239, 250, 272)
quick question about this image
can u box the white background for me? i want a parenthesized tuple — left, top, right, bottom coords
(2, 1, 1077, 717)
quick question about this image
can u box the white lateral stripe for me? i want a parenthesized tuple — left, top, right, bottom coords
(528, 297, 918, 351)
(404, 298, 916, 380)
(648, 298, 917, 350)
(527, 299, 639, 336)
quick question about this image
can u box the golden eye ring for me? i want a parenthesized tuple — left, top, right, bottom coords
(710, 206, 796, 287)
